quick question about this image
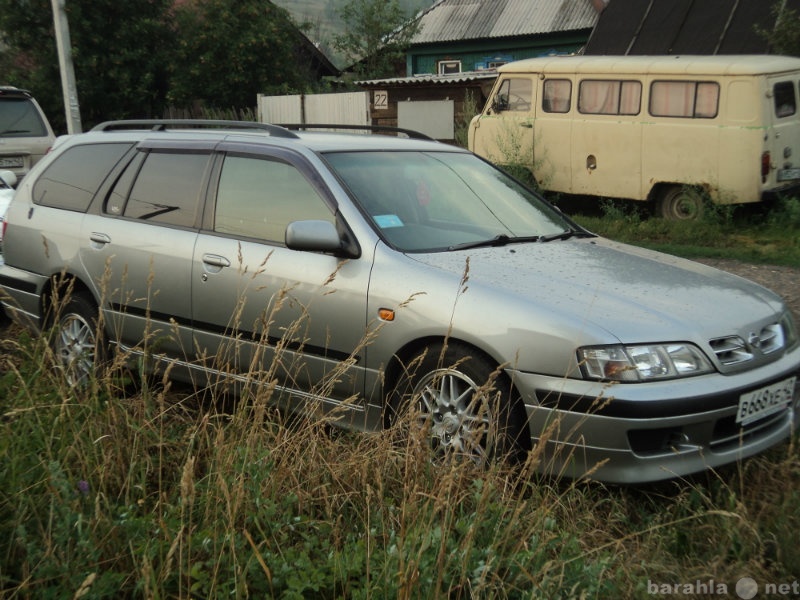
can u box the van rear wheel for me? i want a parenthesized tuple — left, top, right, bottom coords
(657, 186, 704, 221)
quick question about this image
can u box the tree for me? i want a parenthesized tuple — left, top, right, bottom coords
(169, 0, 318, 110)
(765, 2, 800, 56)
(0, 0, 176, 132)
(333, 0, 421, 79)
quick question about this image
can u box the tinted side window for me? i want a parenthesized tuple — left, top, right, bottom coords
(774, 81, 796, 118)
(122, 151, 209, 227)
(214, 155, 333, 244)
(33, 143, 133, 212)
(649, 80, 719, 118)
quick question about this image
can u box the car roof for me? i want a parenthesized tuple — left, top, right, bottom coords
(0, 86, 34, 99)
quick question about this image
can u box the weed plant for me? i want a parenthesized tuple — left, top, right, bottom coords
(571, 194, 800, 267)
(2, 324, 798, 598)
(1, 263, 799, 598)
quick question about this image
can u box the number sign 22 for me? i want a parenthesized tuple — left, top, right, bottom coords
(374, 90, 388, 110)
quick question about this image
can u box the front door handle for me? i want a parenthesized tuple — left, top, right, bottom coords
(89, 232, 111, 249)
(202, 254, 231, 268)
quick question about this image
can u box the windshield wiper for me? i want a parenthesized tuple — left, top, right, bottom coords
(448, 234, 540, 251)
(538, 229, 594, 243)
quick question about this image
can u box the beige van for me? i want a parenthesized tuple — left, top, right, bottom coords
(468, 55, 800, 219)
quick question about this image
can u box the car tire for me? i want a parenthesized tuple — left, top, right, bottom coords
(389, 342, 529, 465)
(657, 185, 705, 221)
(53, 292, 104, 387)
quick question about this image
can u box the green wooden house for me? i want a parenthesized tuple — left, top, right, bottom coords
(406, 0, 605, 76)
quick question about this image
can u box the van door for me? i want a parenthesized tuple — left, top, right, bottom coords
(570, 79, 643, 200)
(766, 77, 800, 189)
(469, 76, 535, 172)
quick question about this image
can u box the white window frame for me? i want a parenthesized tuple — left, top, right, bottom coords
(438, 60, 462, 75)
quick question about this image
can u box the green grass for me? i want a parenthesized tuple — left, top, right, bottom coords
(565, 195, 800, 267)
(1, 322, 799, 598)
(2, 195, 800, 597)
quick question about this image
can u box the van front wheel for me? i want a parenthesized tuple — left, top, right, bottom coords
(657, 186, 704, 221)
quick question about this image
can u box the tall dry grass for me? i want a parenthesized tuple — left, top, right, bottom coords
(0, 266, 798, 598)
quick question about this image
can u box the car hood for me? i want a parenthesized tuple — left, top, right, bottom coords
(408, 237, 785, 343)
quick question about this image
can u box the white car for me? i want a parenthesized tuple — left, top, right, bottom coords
(0, 169, 17, 244)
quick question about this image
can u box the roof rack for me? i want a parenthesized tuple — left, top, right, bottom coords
(90, 119, 299, 139)
(279, 123, 434, 141)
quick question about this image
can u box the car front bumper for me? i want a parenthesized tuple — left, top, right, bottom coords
(509, 345, 800, 484)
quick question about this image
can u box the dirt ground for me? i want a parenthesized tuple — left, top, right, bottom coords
(694, 258, 800, 322)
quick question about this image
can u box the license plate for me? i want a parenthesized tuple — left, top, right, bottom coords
(0, 156, 23, 168)
(777, 167, 800, 181)
(736, 376, 796, 424)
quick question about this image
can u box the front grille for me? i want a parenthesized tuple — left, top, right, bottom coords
(709, 336, 752, 365)
(709, 323, 786, 366)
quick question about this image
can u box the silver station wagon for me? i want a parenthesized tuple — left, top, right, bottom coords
(0, 120, 798, 483)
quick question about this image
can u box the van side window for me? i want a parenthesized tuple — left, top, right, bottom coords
(650, 81, 719, 118)
(493, 78, 532, 112)
(122, 151, 209, 227)
(214, 155, 334, 244)
(578, 80, 642, 115)
(542, 79, 572, 113)
(774, 81, 796, 118)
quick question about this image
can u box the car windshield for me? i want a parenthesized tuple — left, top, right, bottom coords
(324, 150, 574, 252)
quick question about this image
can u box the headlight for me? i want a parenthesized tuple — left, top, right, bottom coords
(577, 343, 714, 382)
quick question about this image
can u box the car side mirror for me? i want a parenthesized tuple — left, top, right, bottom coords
(0, 170, 18, 188)
(285, 219, 345, 253)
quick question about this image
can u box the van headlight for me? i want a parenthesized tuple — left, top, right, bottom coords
(578, 343, 714, 381)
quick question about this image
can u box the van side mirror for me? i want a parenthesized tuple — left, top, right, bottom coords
(492, 94, 509, 113)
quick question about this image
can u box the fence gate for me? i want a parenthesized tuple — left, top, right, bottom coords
(258, 92, 370, 128)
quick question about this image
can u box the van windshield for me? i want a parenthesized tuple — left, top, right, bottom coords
(325, 150, 577, 252)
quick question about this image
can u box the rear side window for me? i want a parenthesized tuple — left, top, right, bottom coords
(32, 143, 133, 212)
(578, 80, 642, 115)
(113, 150, 210, 227)
(0, 97, 49, 138)
(774, 81, 796, 118)
(649, 81, 719, 118)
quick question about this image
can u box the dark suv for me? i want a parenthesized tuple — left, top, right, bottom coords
(0, 120, 798, 483)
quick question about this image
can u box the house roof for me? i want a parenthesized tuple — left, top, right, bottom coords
(356, 71, 498, 87)
(584, 0, 800, 55)
(411, 0, 599, 45)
